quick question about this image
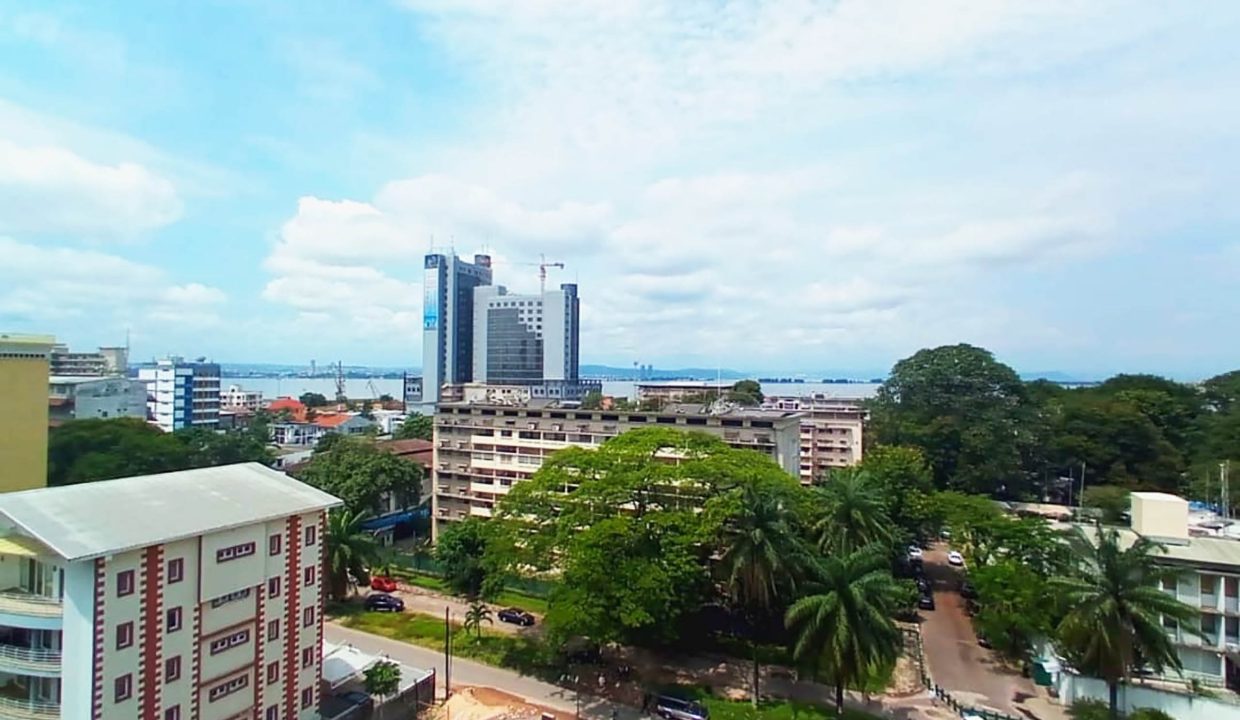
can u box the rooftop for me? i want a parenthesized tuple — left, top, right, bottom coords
(0, 333, 56, 346)
(440, 400, 803, 422)
(48, 375, 133, 385)
(1074, 523, 1240, 571)
(0, 463, 341, 561)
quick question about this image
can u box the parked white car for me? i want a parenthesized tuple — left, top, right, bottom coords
(907, 545, 924, 560)
(947, 550, 965, 566)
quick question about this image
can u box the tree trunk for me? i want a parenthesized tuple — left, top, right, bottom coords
(1108, 682, 1119, 720)
(751, 643, 760, 709)
(835, 682, 844, 714)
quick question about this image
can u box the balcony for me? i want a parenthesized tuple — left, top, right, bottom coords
(0, 645, 60, 677)
(0, 593, 61, 623)
(0, 697, 59, 720)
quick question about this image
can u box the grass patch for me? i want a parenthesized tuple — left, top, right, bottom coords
(336, 605, 559, 680)
(665, 685, 882, 720)
(492, 588, 550, 615)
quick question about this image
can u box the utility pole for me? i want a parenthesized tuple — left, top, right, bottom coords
(1079, 462, 1087, 507)
(1223, 461, 1231, 521)
(444, 606, 451, 698)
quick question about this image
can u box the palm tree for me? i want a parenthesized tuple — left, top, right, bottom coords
(718, 481, 807, 707)
(463, 599, 493, 640)
(812, 469, 893, 554)
(325, 508, 381, 602)
(1051, 524, 1200, 720)
(364, 660, 402, 720)
(785, 545, 903, 714)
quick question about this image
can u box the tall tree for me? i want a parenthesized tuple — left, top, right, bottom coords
(434, 519, 503, 599)
(870, 344, 1033, 495)
(785, 546, 903, 713)
(325, 509, 380, 601)
(1051, 525, 1200, 720)
(393, 413, 433, 441)
(363, 660, 402, 720)
(717, 480, 806, 707)
(296, 438, 422, 517)
(856, 446, 935, 541)
(300, 392, 329, 408)
(728, 380, 764, 406)
(812, 469, 892, 554)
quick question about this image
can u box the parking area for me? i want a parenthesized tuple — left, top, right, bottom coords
(917, 546, 1042, 717)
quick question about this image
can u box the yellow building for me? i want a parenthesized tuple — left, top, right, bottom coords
(0, 333, 54, 492)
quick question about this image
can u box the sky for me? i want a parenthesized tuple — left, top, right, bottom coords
(1, 1, 1238, 379)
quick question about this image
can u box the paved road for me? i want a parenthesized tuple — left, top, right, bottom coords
(918, 546, 1040, 716)
(326, 624, 638, 719)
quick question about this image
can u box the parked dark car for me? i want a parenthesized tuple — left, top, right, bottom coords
(916, 577, 932, 593)
(918, 593, 936, 611)
(498, 607, 535, 626)
(364, 593, 405, 612)
(653, 695, 710, 720)
(978, 634, 992, 649)
(959, 580, 977, 599)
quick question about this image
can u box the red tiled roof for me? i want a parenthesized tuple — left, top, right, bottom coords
(376, 438, 433, 469)
(312, 413, 353, 428)
(268, 397, 305, 411)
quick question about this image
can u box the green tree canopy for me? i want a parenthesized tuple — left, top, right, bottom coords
(728, 380, 763, 406)
(434, 518, 504, 599)
(300, 392, 329, 407)
(393, 413, 433, 440)
(325, 508, 381, 601)
(870, 344, 1034, 495)
(296, 437, 422, 516)
(811, 469, 893, 554)
(48, 418, 273, 486)
(1081, 485, 1131, 523)
(854, 446, 935, 541)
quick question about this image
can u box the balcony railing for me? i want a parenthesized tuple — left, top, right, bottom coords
(0, 696, 59, 720)
(0, 645, 60, 676)
(0, 593, 62, 618)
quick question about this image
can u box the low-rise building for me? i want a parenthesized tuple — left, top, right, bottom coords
(762, 394, 866, 482)
(48, 345, 127, 378)
(48, 376, 149, 423)
(634, 381, 730, 404)
(0, 463, 340, 720)
(271, 414, 377, 447)
(431, 401, 803, 537)
(221, 385, 263, 411)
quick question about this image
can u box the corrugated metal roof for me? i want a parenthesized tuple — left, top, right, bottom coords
(0, 463, 341, 561)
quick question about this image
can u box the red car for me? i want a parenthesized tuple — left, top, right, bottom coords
(370, 576, 398, 593)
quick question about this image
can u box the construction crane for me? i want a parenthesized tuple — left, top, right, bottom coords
(512, 254, 565, 294)
(367, 379, 381, 401)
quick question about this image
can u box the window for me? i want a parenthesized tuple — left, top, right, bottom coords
(301, 687, 313, 709)
(210, 588, 251, 608)
(166, 607, 182, 633)
(164, 559, 184, 585)
(1228, 577, 1240, 597)
(208, 674, 249, 702)
(165, 656, 181, 682)
(266, 706, 279, 720)
(268, 577, 281, 597)
(116, 621, 134, 650)
(209, 629, 250, 655)
(303, 566, 316, 586)
(302, 646, 315, 667)
(114, 674, 132, 702)
(1203, 574, 1219, 594)
(1162, 577, 1176, 592)
(304, 525, 317, 546)
(216, 542, 256, 563)
(164, 706, 180, 720)
(303, 606, 315, 627)
(269, 534, 282, 556)
(117, 570, 135, 597)
(267, 661, 280, 685)
(267, 619, 280, 640)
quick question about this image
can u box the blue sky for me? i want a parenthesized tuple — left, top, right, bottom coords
(1, 1, 1237, 379)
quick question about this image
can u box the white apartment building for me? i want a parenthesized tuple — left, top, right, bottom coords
(48, 376, 149, 423)
(763, 395, 865, 483)
(0, 463, 340, 720)
(220, 385, 263, 412)
(138, 358, 221, 432)
(432, 401, 803, 538)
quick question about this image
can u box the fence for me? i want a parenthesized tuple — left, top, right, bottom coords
(903, 627, 1023, 720)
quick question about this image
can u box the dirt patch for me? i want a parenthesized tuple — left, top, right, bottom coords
(887, 653, 924, 696)
(429, 686, 572, 720)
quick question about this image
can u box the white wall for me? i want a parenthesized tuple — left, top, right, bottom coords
(1059, 672, 1240, 720)
(60, 560, 96, 720)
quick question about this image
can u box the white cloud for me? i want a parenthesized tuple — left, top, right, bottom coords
(0, 238, 226, 328)
(0, 139, 182, 237)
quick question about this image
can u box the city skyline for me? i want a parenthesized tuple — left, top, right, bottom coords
(1, 2, 1238, 377)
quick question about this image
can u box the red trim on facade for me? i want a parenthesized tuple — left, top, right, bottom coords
(283, 515, 302, 720)
(255, 581, 267, 716)
(191, 598, 203, 718)
(139, 545, 166, 719)
(314, 511, 326, 711)
(92, 557, 106, 720)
